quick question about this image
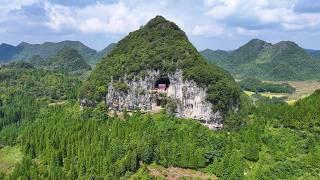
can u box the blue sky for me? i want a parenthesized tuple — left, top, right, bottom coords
(0, 0, 319, 50)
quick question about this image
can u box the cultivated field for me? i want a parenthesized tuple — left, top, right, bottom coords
(245, 80, 320, 104)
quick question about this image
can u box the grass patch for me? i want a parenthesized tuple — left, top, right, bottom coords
(0, 146, 23, 174)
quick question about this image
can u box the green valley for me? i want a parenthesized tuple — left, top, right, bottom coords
(0, 14, 320, 180)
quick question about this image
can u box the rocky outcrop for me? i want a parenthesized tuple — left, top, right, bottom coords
(106, 70, 223, 129)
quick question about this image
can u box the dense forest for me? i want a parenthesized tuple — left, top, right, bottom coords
(0, 61, 320, 179)
(239, 78, 296, 93)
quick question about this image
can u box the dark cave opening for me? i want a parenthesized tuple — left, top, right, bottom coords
(154, 77, 170, 90)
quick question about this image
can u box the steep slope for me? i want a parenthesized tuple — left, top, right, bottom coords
(201, 39, 320, 80)
(200, 49, 231, 65)
(81, 16, 240, 129)
(48, 47, 91, 72)
(91, 43, 116, 64)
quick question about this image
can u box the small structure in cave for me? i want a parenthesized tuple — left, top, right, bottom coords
(154, 77, 170, 92)
(151, 77, 170, 107)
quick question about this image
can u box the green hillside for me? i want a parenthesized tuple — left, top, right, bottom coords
(0, 62, 81, 130)
(48, 47, 91, 73)
(90, 43, 116, 65)
(28, 55, 47, 67)
(81, 16, 240, 113)
(201, 49, 231, 65)
(201, 39, 320, 80)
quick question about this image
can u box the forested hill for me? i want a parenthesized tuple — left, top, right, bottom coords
(0, 61, 81, 130)
(1, 60, 320, 179)
(47, 47, 92, 73)
(0, 41, 115, 65)
(81, 15, 240, 113)
(201, 39, 320, 80)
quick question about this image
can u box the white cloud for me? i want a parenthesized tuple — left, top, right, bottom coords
(192, 24, 224, 36)
(205, 0, 239, 20)
(44, 2, 142, 34)
(44, 3, 75, 31)
(236, 27, 258, 36)
(0, 0, 38, 17)
(204, 0, 320, 31)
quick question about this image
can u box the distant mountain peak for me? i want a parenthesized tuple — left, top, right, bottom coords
(17, 42, 32, 47)
(274, 41, 299, 48)
(245, 39, 271, 47)
(49, 47, 91, 72)
(201, 39, 320, 80)
(0, 43, 12, 46)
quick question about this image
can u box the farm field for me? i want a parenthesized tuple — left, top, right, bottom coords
(244, 80, 320, 104)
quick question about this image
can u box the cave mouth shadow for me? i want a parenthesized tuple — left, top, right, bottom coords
(154, 77, 170, 90)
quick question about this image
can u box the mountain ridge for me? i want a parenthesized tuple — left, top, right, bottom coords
(0, 41, 115, 65)
(201, 39, 320, 80)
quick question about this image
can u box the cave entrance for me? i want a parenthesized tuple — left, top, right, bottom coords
(156, 99, 161, 106)
(154, 77, 170, 91)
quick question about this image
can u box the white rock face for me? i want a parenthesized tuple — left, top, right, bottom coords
(106, 70, 223, 129)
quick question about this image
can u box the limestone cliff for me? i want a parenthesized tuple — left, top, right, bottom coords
(80, 16, 241, 130)
(106, 70, 223, 129)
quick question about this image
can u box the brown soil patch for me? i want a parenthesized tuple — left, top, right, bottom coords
(147, 165, 217, 180)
